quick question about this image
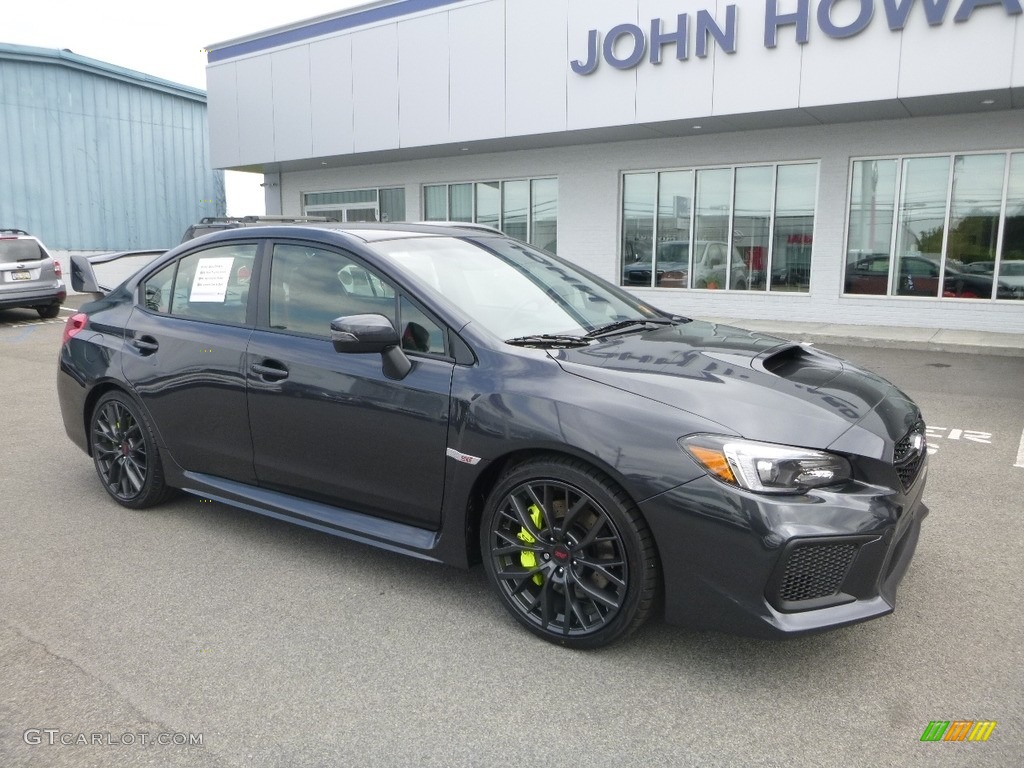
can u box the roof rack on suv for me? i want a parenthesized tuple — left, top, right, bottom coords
(195, 215, 337, 225)
(0, 228, 31, 236)
(415, 221, 504, 234)
(180, 215, 339, 243)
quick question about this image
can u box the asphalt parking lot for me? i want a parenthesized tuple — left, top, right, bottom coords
(1, 304, 1022, 768)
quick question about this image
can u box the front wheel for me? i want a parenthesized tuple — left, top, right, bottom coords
(89, 391, 172, 509)
(481, 456, 660, 648)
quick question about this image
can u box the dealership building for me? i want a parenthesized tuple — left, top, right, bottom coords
(205, 0, 1024, 334)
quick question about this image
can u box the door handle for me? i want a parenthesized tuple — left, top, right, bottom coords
(251, 361, 289, 381)
(131, 335, 159, 355)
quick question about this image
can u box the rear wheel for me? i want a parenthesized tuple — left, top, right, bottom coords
(37, 303, 61, 319)
(481, 456, 659, 648)
(89, 391, 171, 509)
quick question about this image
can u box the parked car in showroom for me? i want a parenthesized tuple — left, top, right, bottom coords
(845, 253, 1018, 299)
(994, 260, 1024, 295)
(622, 240, 689, 287)
(59, 223, 929, 648)
(623, 240, 760, 289)
(0, 228, 66, 318)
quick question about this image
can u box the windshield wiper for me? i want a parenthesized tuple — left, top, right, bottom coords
(505, 334, 593, 349)
(585, 317, 676, 338)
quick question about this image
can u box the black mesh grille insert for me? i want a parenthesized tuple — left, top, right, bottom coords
(778, 543, 857, 602)
(893, 425, 926, 490)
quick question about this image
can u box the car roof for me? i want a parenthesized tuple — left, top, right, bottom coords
(190, 221, 506, 245)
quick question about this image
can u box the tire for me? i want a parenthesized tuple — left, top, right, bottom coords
(37, 303, 61, 319)
(89, 391, 172, 509)
(480, 456, 660, 649)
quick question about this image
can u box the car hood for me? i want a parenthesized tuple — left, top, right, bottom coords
(550, 320, 922, 460)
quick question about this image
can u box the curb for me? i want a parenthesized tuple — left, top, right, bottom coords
(792, 333, 1024, 358)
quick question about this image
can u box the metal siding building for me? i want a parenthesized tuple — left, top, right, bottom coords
(0, 44, 225, 251)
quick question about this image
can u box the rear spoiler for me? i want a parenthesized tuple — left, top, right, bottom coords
(70, 249, 167, 295)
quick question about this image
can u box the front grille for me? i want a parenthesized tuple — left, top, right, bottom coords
(778, 543, 857, 602)
(893, 424, 926, 490)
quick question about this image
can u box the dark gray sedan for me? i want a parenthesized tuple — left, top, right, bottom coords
(58, 223, 928, 648)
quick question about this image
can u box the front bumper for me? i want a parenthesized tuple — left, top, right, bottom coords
(640, 464, 928, 638)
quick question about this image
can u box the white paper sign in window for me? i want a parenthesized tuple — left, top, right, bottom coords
(190, 257, 235, 302)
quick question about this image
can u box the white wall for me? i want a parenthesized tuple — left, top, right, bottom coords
(277, 109, 1024, 334)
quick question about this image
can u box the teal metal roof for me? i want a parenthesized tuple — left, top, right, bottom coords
(0, 43, 224, 251)
(0, 43, 207, 100)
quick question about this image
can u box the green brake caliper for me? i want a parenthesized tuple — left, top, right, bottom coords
(517, 504, 545, 586)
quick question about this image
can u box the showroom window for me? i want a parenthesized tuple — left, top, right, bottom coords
(303, 187, 406, 223)
(844, 151, 1024, 300)
(621, 162, 818, 291)
(423, 178, 558, 253)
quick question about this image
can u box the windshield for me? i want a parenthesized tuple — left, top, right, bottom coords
(370, 236, 661, 340)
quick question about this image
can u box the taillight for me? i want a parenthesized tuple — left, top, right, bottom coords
(53, 260, 63, 277)
(62, 313, 88, 345)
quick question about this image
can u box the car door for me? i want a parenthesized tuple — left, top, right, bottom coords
(246, 241, 453, 529)
(845, 256, 889, 295)
(121, 243, 259, 482)
(897, 257, 940, 296)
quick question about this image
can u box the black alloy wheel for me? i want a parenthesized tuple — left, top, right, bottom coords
(481, 456, 659, 648)
(89, 391, 170, 509)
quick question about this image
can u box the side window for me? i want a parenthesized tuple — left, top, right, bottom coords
(270, 244, 396, 337)
(338, 263, 395, 299)
(707, 244, 726, 267)
(140, 244, 255, 324)
(903, 259, 933, 277)
(399, 296, 446, 355)
(142, 262, 175, 313)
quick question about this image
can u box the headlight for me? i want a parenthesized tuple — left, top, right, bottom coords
(680, 434, 852, 494)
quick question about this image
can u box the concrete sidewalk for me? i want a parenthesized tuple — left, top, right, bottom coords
(701, 316, 1024, 357)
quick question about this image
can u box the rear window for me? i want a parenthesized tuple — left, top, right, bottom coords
(0, 239, 45, 263)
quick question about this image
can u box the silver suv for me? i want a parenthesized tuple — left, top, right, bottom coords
(0, 229, 66, 318)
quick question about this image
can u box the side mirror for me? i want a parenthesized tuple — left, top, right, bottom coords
(330, 314, 412, 380)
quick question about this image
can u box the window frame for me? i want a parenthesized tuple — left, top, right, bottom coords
(258, 239, 453, 360)
(138, 242, 260, 328)
(620, 160, 818, 293)
(422, 177, 558, 251)
(302, 186, 406, 223)
(843, 149, 1023, 301)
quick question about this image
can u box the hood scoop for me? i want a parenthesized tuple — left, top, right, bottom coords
(757, 343, 845, 389)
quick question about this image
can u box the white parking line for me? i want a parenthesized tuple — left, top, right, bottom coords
(1015, 426, 1024, 469)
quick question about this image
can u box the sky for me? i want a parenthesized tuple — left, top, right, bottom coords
(6, 0, 373, 214)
